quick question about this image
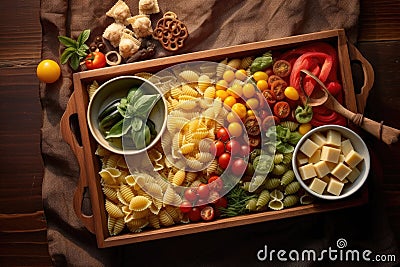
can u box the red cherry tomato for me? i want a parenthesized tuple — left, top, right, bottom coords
(271, 80, 287, 101)
(218, 152, 231, 169)
(273, 59, 292, 77)
(273, 101, 291, 119)
(262, 115, 280, 131)
(197, 184, 210, 200)
(85, 51, 106, 70)
(195, 198, 207, 210)
(179, 200, 192, 213)
(208, 191, 221, 205)
(184, 188, 198, 203)
(208, 176, 224, 192)
(210, 140, 225, 157)
(240, 144, 250, 157)
(216, 127, 230, 142)
(188, 207, 201, 222)
(200, 206, 215, 221)
(262, 89, 277, 106)
(230, 158, 248, 176)
(214, 196, 228, 209)
(226, 139, 241, 156)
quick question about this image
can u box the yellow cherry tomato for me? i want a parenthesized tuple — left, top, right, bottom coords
(247, 109, 256, 117)
(216, 80, 228, 91)
(246, 97, 259, 110)
(36, 59, 61, 83)
(231, 103, 247, 119)
(224, 96, 237, 108)
(242, 83, 256, 98)
(298, 123, 312, 135)
(284, 86, 300, 101)
(215, 89, 229, 101)
(227, 83, 243, 98)
(223, 70, 235, 83)
(227, 112, 241, 123)
(235, 69, 248, 81)
(253, 71, 269, 82)
(256, 80, 269, 91)
(228, 122, 243, 137)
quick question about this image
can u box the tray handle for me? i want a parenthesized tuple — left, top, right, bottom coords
(60, 92, 95, 234)
(347, 42, 374, 114)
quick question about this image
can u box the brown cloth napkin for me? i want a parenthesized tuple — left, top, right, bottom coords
(40, 0, 399, 266)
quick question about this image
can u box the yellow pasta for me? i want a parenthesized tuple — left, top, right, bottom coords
(159, 209, 175, 226)
(172, 170, 186, 186)
(129, 196, 152, 211)
(105, 199, 124, 218)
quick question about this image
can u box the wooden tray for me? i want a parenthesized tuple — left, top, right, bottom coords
(61, 29, 373, 248)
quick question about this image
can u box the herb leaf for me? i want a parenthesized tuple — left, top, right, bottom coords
(58, 36, 78, 48)
(60, 47, 76, 64)
(133, 94, 160, 118)
(77, 29, 90, 47)
(70, 54, 80, 70)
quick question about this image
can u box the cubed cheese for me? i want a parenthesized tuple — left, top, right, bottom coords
(341, 139, 354, 156)
(313, 161, 331, 178)
(298, 163, 317, 180)
(327, 178, 345, 196)
(331, 162, 352, 181)
(326, 130, 341, 147)
(347, 167, 361, 183)
(299, 139, 320, 158)
(345, 150, 363, 168)
(325, 161, 337, 171)
(338, 154, 345, 163)
(308, 149, 321, 164)
(310, 132, 327, 148)
(320, 175, 331, 183)
(320, 146, 341, 163)
(309, 178, 327, 195)
(297, 152, 309, 166)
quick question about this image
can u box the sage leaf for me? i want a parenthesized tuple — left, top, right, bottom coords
(127, 87, 143, 104)
(77, 29, 90, 47)
(58, 36, 78, 48)
(106, 120, 123, 139)
(60, 47, 76, 64)
(133, 94, 160, 118)
(70, 54, 80, 70)
(131, 117, 143, 131)
(132, 126, 146, 149)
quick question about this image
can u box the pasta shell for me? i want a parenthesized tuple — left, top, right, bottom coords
(159, 209, 175, 226)
(119, 184, 135, 203)
(227, 58, 242, 70)
(165, 205, 183, 223)
(270, 189, 284, 201)
(283, 195, 299, 207)
(111, 218, 125, 236)
(129, 196, 152, 211)
(284, 181, 301, 195)
(246, 198, 258, 212)
(126, 218, 148, 232)
(179, 70, 199, 83)
(172, 170, 186, 186)
(198, 75, 211, 92)
(300, 193, 315, 205)
(148, 213, 161, 229)
(105, 199, 124, 218)
(268, 199, 284, 211)
(256, 190, 271, 210)
(102, 186, 118, 202)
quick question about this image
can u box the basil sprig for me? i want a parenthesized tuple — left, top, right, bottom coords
(58, 29, 90, 70)
(105, 87, 160, 150)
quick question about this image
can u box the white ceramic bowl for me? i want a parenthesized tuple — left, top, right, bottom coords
(292, 125, 370, 200)
(87, 76, 167, 155)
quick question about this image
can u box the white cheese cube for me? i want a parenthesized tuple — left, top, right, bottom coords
(298, 163, 317, 180)
(320, 146, 341, 163)
(310, 132, 327, 148)
(345, 150, 363, 168)
(326, 130, 341, 147)
(331, 162, 352, 181)
(308, 149, 321, 164)
(297, 152, 309, 166)
(309, 178, 327, 195)
(327, 178, 345, 196)
(347, 167, 361, 183)
(299, 139, 320, 158)
(313, 161, 331, 178)
(341, 139, 354, 156)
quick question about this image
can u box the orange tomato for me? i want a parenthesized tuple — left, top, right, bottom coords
(224, 96, 237, 108)
(36, 59, 61, 83)
(216, 80, 228, 91)
(223, 70, 235, 83)
(235, 69, 248, 81)
(242, 83, 256, 98)
(231, 103, 247, 119)
(253, 71, 269, 82)
(215, 89, 229, 101)
(228, 122, 243, 137)
(227, 83, 243, 98)
(256, 80, 269, 91)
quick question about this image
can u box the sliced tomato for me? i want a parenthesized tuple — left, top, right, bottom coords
(273, 59, 291, 77)
(273, 101, 291, 119)
(270, 80, 287, 101)
(268, 75, 283, 85)
(262, 89, 277, 106)
(261, 115, 280, 131)
(200, 206, 215, 221)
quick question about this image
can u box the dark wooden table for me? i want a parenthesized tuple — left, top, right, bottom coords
(0, 0, 399, 265)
